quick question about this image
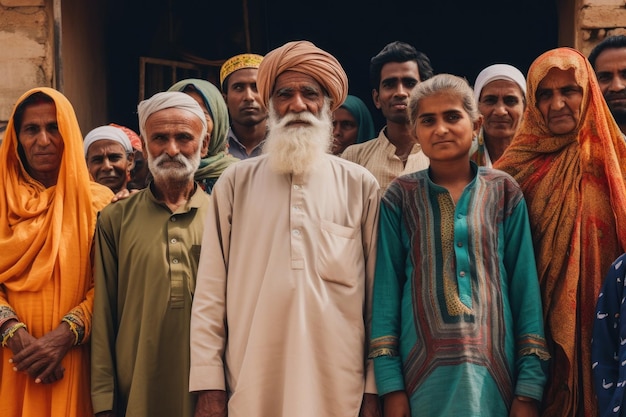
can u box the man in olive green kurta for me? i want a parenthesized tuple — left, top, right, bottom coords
(91, 91, 210, 417)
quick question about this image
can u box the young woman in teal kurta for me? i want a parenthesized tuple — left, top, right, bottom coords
(370, 74, 549, 417)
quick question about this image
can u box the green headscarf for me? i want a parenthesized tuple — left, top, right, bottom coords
(168, 78, 238, 180)
(340, 95, 376, 143)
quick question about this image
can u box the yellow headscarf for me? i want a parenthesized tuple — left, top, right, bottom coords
(495, 47, 626, 417)
(257, 40, 348, 112)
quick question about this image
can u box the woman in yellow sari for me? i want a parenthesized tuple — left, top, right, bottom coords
(0, 87, 113, 417)
(495, 47, 626, 417)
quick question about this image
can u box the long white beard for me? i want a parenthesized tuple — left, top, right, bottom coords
(263, 98, 332, 175)
(147, 147, 200, 183)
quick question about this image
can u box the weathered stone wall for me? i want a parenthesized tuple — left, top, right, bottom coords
(579, 0, 626, 56)
(0, 0, 52, 132)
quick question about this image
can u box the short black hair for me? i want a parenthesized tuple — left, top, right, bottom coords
(13, 91, 54, 135)
(589, 35, 626, 68)
(369, 41, 434, 91)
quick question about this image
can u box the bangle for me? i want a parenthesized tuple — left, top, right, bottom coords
(62, 318, 80, 346)
(515, 395, 536, 403)
(1, 322, 27, 347)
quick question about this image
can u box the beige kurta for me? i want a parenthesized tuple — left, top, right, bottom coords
(341, 128, 429, 191)
(190, 154, 380, 417)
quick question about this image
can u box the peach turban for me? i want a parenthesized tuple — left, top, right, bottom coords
(257, 40, 348, 112)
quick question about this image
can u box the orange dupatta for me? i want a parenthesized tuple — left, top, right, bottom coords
(495, 48, 626, 417)
(0, 87, 112, 417)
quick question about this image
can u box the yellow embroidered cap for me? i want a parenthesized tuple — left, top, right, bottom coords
(220, 53, 264, 89)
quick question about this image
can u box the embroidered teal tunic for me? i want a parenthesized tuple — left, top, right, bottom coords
(370, 165, 549, 416)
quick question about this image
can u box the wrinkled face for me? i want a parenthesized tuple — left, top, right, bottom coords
(373, 61, 420, 124)
(224, 68, 267, 127)
(17, 101, 64, 187)
(414, 92, 480, 163)
(594, 47, 626, 123)
(536, 68, 583, 135)
(478, 79, 525, 141)
(271, 71, 326, 120)
(144, 107, 203, 183)
(184, 89, 213, 157)
(331, 107, 358, 155)
(86, 139, 134, 193)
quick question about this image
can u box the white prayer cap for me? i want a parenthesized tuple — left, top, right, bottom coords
(83, 125, 133, 157)
(137, 91, 207, 142)
(473, 64, 527, 103)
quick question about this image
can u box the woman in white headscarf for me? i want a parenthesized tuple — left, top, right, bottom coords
(471, 64, 526, 167)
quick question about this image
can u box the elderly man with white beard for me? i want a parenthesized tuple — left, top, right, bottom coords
(189, 41, 381, 417)
(91, 91, 211, 417)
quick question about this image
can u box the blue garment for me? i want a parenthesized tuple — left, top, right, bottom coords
(370, 165, 549, 417)
(593, 253, 626, 417)
(227, 128, 265, 160)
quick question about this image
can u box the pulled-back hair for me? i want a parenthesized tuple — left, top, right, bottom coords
(369, 41, 434, 90)
(408, 74, 479, 130)
(589, 35, 626, 68)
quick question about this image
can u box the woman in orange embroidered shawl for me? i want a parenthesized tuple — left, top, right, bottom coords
(0, 87, 113, 417)
(495, 48, 626, 417)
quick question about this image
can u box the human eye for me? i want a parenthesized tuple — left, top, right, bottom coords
(232, 83, 244, 92)
(89, 156, 103, 164)
(110, 154, 124, 162)
(481, 96, 497, 105)
(274, 88, 292, 99)
(418, 116, 434, 125)
(536, 89, 551, 102)
(404, 79, 418, 88)
(446, 112, 462, 122)
(504, 96, 520, 106)
(340, 121, 356, 130)
(22, 124, 39, 134)
(563, 86, 582, 96)
(381, 79, 396, 90)
(596, 72, 611, 83)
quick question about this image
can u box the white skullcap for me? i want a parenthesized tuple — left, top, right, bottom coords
(83, 125, 133, 157)
(137, 91, 207, 142)
(473, 64, 527, 103)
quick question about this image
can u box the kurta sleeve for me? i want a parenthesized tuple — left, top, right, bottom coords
(503, 196, 549, 401)
(90, 212, 120, 414)
(188, 173, 233, 392)
(370, 190, 407, 396)
(362, 175, 381, 394)
(592, 254, 626, 417)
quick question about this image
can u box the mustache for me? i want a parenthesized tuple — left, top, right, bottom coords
(605, 91, 626, 100)
(153, 153, 191, 167)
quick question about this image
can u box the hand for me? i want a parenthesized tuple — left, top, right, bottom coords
(111, 188, 139, 203)
(194, 390, 227, 417)
(359, 393, 381, 417)
(10, 322, 74, 384)
(509, 397, 539, 417)
(382, 391, 410, 417)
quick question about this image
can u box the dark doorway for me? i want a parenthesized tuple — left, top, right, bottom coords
(105, 0, 558, 132)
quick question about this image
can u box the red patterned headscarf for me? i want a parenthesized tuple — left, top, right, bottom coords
(495, 47, 626, 417)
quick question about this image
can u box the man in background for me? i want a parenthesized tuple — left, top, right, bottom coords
(220, 53, 268, 158)
(342, 41, 433, 190)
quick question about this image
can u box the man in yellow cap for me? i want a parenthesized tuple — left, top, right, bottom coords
(190, 41, 381, 417)
(220, 53, 268, 159)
